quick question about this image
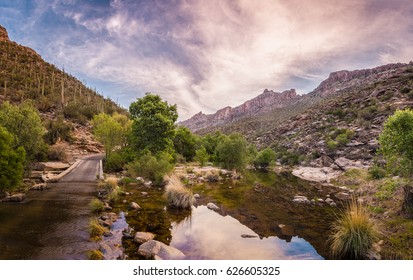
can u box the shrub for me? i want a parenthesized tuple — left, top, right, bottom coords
(327, 140, 339, 151)
(368, 165, 386, 180)
(89, 198, 104, 213)
(88, 218, 108, 239)
(86, 249, 104, 260)
(165, 175, 195, 209)
(401, 87, 411, 94)
(194, 146, 209, 167)
(108, 186, 121, 204)
(126, 152, 173, 185)
(104, 177, 119, 192)
(47, 144, 68, 162)
(44, 117, 73, 145)
(330, 200, 378, 259)
(104, 152, 125, 173)
(253, 147, 276, 169)
(216, 133, 248, 170)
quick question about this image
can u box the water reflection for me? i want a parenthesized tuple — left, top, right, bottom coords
(170, 205, 323, 260)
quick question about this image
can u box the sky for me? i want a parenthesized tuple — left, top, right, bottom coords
(0, 0, 413, 120)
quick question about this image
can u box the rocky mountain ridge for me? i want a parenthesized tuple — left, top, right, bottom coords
(181, 63, 411, 133)
(179, 88, 299, 131)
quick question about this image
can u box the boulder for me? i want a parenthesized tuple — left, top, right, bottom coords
(138, 240, 161, 258)
(207, 202, 220, 210)
(130, 202, 140, 210)
(9, 193, 25, 202)
(292, 167, 341, 183)
(143, 181, 152, 187)
(194, 193, 200, 199)
(134, 232, 155, 244)
(292, 195, 310, 204)
(156, 242, 185, 260)
(334, 157, 368, 171)
(334, 192, 351, 201)
(30, 183, 48, 190)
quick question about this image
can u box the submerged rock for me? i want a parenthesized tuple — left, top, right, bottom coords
(207, 202, 220, 210)
(138, 240, 185, 260)
(134, 232, 155, 244)
(9, 193, 25, 202)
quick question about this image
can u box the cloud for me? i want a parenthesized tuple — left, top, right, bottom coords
(1, 0, 413, 120)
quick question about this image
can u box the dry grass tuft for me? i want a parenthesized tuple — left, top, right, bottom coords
(89, 198, 104, 213)
(88, 218, 108, 239)
(165, 175, 195, 209)
(330, 200, 379, 259)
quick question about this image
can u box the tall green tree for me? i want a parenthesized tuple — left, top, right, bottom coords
(253, 147, 276, 170)
(216, 133, 248, 170)
(379, 109, 413, 216)
(0, 126, 26, 192)
(0, 101, 44, 162)
(91, 113, 131, 160)
(173, 126, 197, 161)
(129, 93, 178, 155)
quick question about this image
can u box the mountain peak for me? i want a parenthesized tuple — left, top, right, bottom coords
(0, 25, 10, 42)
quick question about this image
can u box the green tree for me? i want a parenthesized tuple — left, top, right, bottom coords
(0, 126, 26, 191)
(194, 146, 209, 167)
(216, 133, 248, 170)
(91, 113, 131, 160)
(129, 93, 178, 155)
(0, 101, 45, 162)
(173, 126, 197, 161)
(379, 109, 413, 216)
(253, 147, 276, 170)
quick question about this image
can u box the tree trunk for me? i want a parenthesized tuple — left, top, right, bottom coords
(403, 185, 413, 218)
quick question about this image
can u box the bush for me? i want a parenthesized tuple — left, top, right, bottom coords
(90, 198, 104, 213)
(330, 200, 378, 259)
(88, 218, 108, 239)
(104, 152, 125, 173)
(44, 117, 73, 145)
(126, 152, 173, 185)
(108, 186, 121, 204)
(194, 146, 209, 167)
(253, 147, 276, 169)
(103, 177, 118, 192)
(165, 175, 195, 209)
(47, 144, 68, 162)
(368, 165, 386, 180)
(216, 133, 248, 170)
(327, 140, 339, 151)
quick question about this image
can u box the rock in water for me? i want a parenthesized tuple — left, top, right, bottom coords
(138, 240, 161, 258)
(138, 240, 185, 260)
(134, 232, 155, 244)
(207, 202, 220, 210)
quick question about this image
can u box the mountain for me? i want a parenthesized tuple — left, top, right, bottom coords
(181, 61, 413, 166)
(179, 88, 299, 131)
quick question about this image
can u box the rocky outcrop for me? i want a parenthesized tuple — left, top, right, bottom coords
(0, 25, 10, 42)
(292, 167, 342, 183)
(179, 89, 299, 132)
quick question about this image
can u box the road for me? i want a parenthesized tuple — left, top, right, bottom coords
(0, 154, 104, 259)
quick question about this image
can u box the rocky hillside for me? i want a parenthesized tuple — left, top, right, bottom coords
(0, 24, 126, 161)
(184, 62, 413, 167)
(179, 89, 299, 131)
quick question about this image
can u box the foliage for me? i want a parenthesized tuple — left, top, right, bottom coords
(92, 113, 131, 160)
(103, 177, 119, 192)
(376, 179, 401, 200)
(200, 131, 223, 163)
(368, 165, 386, 180)
(165, 175, 195, 209)
(89, 198, 104, 213)
(47, 144, 68, 162)
(379, 109, 413, 177)
(108, 186, 121, 204)
(253, 147, 276, 169)
(104, 152, 126, 173)
(0, 126, 26, 191)
(215, 133, 248, 171)
(44, 115, 73, 145)
(0, 101, 45, 163)
(126, 152, 173, 185)
(173, 126, 197, 162)
(129, 93, 177, 155)
(86, 249, 104, 260)
(88, 218, 108, 239)
(194, 146, 209, 167)
(330, 200, 378, 259)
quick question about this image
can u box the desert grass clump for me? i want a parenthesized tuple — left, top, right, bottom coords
(165, 175, 195, 209)
(88, 218, 108, 239)
(89, 198, 104, 213)
(108, 186, 121, 204)
(104, 176, 118, 192)
(86, 249, 104, 260)
(330, 200, 378, 259)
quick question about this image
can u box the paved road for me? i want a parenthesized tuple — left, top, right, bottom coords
(59, 154, 104, 182)
(0, 154, 105, 259)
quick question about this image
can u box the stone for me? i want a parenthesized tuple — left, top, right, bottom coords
(292, 195, 310, 204)
(156, 242, 185, 260)
(138, 240, 161, 258)
(9, 193, 25, 202)
(136, 177, 144, 183)
(292, 167, 342, 183)
(334, 157, 368, 171)
(30, 183, 48, 190)
(194, 194, 200, 199)
(134, 232, 155, 244)
(143, 181, 152, 187)
(279, 224, 295, 236)
(334, 192, 351, 201)
(197, 177, 205, 183)
(325, 198, 334, 204)
(141, 192, 148, 196)
(207, 202, 220, 210)
(130, 202, 140, 210)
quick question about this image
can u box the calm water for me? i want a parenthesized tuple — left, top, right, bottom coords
(0, 182, 97, 259)
(121, 171, 337, 260)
